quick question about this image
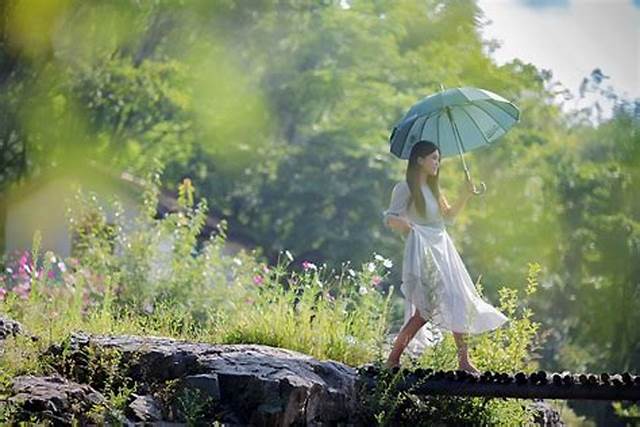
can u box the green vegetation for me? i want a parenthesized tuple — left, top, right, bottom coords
(0, 0, 637, 424)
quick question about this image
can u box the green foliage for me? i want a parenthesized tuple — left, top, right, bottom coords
(1, 1, 638, 424)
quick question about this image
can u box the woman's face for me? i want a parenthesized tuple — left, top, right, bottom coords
(418, 150, 440, 176)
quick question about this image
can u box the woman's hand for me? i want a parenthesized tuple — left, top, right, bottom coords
(387, 216, 414, 236)
(458, 179, 475, 200)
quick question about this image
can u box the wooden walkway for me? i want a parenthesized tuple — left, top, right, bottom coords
(358, 366, 640, 401)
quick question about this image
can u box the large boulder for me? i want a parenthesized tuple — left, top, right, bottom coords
(60, 333, 359, 425)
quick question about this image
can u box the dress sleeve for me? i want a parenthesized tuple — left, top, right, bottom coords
(382, 181, 410, 227)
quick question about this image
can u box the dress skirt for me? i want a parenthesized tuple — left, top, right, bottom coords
(400, 222, 508, 351)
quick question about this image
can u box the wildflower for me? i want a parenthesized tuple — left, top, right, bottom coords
(262, 264, 270, 274)
(347, 269, 356, 277)
(58, 262, 67, 273)
(14, 283, 30, 300)
(344, 335, 356, 345)
(358, 285, 369, 295)
(0, 287, 6, 301)
(366, 262, 375, 273)
(284, 250, 294, 262)
(371, 275, 382, 286)
(375, 254, 393, 269)
(233, 257, 243, 266)
(252, 275, 264, 286)
(302, 261, 317, 271)
(48, 271, 56, 279)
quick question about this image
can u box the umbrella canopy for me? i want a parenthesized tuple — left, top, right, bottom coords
(389, 86, 520, 195)
(390, 86, 520, 160)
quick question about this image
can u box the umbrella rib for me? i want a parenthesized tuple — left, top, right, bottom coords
(458, 107, 491, 146)
(436, 111, 441, 150)
(473, 102, 509, 134)
(418, 112, 431, 141)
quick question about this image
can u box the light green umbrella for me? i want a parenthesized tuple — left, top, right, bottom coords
(389, 85, 520, 194)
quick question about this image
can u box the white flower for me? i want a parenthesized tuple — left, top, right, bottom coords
(57, 262, 66, 273)
(383, 259, 393, 269)
(358, 285, 369, 295)
(347, 269, 356, 277)
(374, 254, 385, 262)
(366, 262, 375, 273)
(233, 257, 242, 266)
(284, 250, 294, 262)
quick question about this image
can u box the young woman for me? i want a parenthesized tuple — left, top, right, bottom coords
(383, 140, 508, 373)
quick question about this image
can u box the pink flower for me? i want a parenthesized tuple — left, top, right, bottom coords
(14, 283, 30, 300)
(48, 271, 56, 279)
(302, 260, 317, 271)
(0, 287, 6, 301)
(371, 275, 382, 286)
(252, 275, 264, 286)
(262, 264, 270, 274)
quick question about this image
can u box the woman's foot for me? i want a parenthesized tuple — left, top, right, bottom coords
(458, 360, 479, 374)
(385, 357, 401, 370)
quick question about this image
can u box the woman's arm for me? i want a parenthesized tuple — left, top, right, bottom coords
(442, 181, 474, 220)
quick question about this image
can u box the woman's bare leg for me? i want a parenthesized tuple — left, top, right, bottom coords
(453, 332, 479, 373)
(385, 310, 427, 368)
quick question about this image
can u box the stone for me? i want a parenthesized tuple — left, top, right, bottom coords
(63, 333, 359, 425)
(129, 394, 164, 422)
(7, 375, 108, 424)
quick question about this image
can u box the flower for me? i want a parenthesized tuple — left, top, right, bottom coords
(347, 269, 356, 277)
(0, 287, 6, 301)
(302, 261, 317, 271)
(358, 285, 369, 295)
(371, 275, 382, 286)
(252, 275, 264, 286)
(13, 283, 30, 300)
(284, 250, 294, 262)
(375, 254, 393, 269)
(366, 262, 375, 273)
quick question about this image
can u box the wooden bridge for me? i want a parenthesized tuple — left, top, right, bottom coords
(358, 365, 640, 402)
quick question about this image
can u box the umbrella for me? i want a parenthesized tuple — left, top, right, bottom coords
(389, 85, 520, 195)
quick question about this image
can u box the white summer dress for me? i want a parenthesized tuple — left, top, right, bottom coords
(383, 180, 508, 352)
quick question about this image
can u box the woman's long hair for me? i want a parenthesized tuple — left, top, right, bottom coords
(406, 140, 447, 218)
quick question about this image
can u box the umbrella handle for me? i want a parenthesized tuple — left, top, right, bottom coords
(471, 181, 487, 195)
(464, 170, 487, 196)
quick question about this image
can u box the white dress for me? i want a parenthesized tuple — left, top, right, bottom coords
(383, 180, 508, 352)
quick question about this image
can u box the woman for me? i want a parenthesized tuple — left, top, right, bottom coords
(383, 140, 508, 373)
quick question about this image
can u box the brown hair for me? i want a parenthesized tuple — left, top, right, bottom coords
(406, 140, 449, 218)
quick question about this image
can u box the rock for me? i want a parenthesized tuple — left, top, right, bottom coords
(7, 375, 108, 424)
(62, 333, 359, 425)
(0, 316, 38, 345)
(530, 400, 566, 426)
(0, 316, 24, 340)
(129, 394, 164, 422)
(184, 373, 221, 401)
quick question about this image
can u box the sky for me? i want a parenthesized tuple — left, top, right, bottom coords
(476, 0, 639, 118)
